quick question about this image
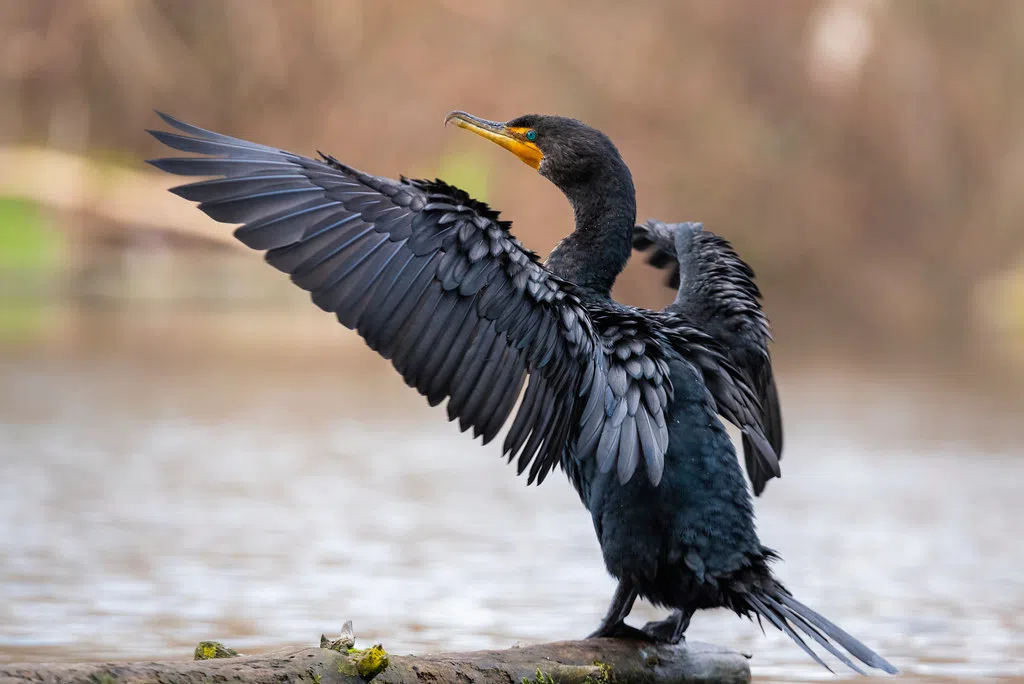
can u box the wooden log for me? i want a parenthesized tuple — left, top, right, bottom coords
(0, 639, 750, 684)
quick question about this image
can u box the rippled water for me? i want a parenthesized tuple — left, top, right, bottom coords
(1, 313, 1022, 682)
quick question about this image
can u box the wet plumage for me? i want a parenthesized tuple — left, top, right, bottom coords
(148, 110, 895, 674)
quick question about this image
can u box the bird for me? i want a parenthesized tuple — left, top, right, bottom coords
(147, 110, 896, 674)
(632, 220, 783, 495)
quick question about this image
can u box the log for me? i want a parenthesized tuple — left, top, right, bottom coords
(0, 638, 750, 684)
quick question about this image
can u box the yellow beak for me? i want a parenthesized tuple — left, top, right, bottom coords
(444, 110, 543, 170)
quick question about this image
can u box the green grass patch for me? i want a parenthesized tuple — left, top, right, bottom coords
(0, 197, 63, 271)
(0, 197, 65, 344)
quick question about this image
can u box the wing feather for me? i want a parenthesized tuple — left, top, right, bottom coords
(151, 113, 678, 487)
(634, 219, 783, 494)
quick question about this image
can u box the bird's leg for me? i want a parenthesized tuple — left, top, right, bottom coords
(586, 579, 651, 640)
(641, 607, 694, 644)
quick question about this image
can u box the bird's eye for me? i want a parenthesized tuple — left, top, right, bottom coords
(525, 129, 538, 141)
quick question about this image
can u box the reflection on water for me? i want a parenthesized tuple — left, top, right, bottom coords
(0, 307, 1022, 683)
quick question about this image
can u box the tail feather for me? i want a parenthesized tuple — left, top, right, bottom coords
(744, 585, 898, 675)
(775, 592, 898, 674)
(760, 593, 864, 675)
(746, 593, 837, 674)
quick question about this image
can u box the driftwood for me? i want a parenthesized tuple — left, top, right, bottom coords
(0, 638, 750, 684)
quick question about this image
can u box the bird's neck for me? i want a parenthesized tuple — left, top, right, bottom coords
(546, 164, 636, 298)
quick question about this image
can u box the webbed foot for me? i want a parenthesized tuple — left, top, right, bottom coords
(586, 621, 654, 641)
(587, 580, 646, 640)
(641, 609, 692, 644)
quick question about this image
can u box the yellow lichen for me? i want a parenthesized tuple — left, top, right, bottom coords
(356, 644, 390, 680)
(193, 641, 239, 660)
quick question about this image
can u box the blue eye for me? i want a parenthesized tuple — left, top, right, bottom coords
(525, 130, 538, 141)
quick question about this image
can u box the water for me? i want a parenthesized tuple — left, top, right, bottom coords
(1, 308, 1022, 682)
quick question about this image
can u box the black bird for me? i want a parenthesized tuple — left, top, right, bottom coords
(147, 110, 896, 674)
(633, 220, 783, 495)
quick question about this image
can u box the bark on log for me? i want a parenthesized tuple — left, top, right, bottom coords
(0, 639, 750, 684)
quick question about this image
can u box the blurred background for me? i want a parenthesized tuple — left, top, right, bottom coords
(0, 1, 1021, 681)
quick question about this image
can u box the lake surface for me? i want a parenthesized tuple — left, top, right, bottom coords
(1, 306, 1022, 682)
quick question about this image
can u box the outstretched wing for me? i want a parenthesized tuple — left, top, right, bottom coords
(148, 112, 669, 487)
(148, 112, 599, 484)
(635, 220, 783, 495)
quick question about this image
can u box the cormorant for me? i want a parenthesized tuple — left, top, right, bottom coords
(632, 220, 783, 495)
(147, 111, 896, 674)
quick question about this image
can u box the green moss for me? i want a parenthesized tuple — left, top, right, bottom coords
(330, 645, 389, 681)
(306, 666, 322, 684)
(356, 644, 389, 680)
(335, 658, 359, 677)
(88, 671, 118, 684)
(584, 660, 615, 683)
(521, 661, 614, 684)
(522, 669, 556, 684)
(193, 641, 239, 660)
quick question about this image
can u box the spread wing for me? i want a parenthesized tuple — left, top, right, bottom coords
(147, 112, 668, 486)
(635, 220, 783, 495)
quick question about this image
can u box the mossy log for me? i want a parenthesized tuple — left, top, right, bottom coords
(0, 639, 749, 684)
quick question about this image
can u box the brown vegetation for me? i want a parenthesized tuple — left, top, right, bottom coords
(2, 0, 1022, 367)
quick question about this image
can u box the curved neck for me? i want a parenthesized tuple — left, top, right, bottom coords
(545, 160, 636, 298)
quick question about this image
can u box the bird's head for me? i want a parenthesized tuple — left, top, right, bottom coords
(444, 110, 627, 192)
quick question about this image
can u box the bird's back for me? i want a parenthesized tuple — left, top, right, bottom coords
(583, 354, 762, 606)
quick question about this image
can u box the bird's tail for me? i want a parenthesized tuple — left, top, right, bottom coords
(739, 580, 898, 675)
